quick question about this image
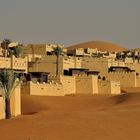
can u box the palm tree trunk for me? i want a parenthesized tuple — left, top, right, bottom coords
(5, 98, 11, 119)
(4, 43, 7, 57)
(133, 56, 135, 63)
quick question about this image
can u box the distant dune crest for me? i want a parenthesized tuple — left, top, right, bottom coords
(67, 41, 127, 52)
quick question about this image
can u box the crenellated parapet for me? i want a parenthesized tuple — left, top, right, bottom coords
(0, 55, 28, 73)
(108, 70, 135, 74)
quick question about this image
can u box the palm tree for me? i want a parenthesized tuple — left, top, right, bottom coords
(131, 51, 135, 62)
(14, 44, 23, 58)
(8, 44, 23, 58)
(116, 52, 121, 60)
(53, 45, 63, 76)
(0, 69, 21, 119)
(1, 39, 12, 57)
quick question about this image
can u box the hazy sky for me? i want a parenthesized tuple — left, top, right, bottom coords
(0, 0, 140, 48)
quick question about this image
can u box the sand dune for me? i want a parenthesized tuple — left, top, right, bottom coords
(67, 41, 127, 52)
(0, 93, 140, 140)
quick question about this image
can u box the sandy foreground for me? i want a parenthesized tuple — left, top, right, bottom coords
(0, 93, 140, 140)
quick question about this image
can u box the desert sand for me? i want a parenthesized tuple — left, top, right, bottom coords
(67, 41, 127, 52)
(0, 93, 140, 140)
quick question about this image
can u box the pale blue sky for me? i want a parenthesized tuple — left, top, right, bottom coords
(0, 0, 140, 48)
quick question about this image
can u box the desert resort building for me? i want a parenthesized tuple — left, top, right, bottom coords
(0, 40, 140, 119)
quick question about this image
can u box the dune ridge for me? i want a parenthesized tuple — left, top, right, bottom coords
(67, 41, 127, 52)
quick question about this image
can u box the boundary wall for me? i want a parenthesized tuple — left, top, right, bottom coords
(98, 80, 120, 94)
(21, 75, 120, 96)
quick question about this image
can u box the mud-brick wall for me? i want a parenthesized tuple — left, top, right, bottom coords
(75, 75, 98, 94)
(107, 72, 136, 87)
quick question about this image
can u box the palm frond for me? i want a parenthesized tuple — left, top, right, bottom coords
(53, 46, 63, 56)
(0, 69, 21, 99)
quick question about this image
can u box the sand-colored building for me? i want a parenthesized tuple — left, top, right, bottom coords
(28, 55, 82, 75)
(28, 54, 128, 78)
(67, 48, 85, 56)
(28, 55, 110, 76)
(126, 63, 140, 74)
(84, 48, 98, 54)
(81, 57, 109, 76)
(21, 43, 140, 96)
(107, 66, 140, 88)
(67, 48, 99, 56)
(21, 43, 64, 62)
